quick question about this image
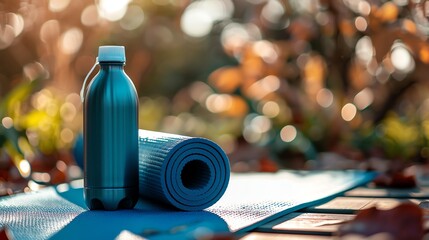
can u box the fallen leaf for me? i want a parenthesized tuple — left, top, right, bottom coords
(338, 203, 424, 240)
(0, 227, 12, 240)
(373, 172, 416, 188)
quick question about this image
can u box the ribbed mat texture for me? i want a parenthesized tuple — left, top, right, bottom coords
(138, 129, 230, 211)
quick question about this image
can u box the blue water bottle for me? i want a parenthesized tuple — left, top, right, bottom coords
(81, 46, 138, 210)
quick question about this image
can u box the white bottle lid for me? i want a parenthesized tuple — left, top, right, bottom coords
(98, 46, 126, 62)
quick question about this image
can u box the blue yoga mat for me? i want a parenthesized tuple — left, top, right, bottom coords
(0, 170, 376, 239)
(138, 130, 230, 211)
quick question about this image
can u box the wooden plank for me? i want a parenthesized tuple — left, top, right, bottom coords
(304, 197, 423, 214)
(245, 185, 429, 238)
(345, 187, 429, 199)
(256, 212, 355, 235)
(303, 197, 370, 214)
(371, 198, 422, 210)
(239, 232, 331, 240)
(255, 202, 426, 236)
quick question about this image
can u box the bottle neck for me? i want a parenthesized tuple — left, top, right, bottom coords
(99, 62, 125, 70)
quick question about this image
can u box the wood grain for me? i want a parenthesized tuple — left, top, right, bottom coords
(345, 187, 429, 199)
(256, 212, 355, 235)
(240, 232, 331, 239)
(304, 197, 422, 214)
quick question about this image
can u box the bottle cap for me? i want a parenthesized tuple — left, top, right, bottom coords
(98, 46, 126, 62)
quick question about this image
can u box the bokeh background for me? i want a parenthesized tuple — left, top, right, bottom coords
(2, 0, 429, 193)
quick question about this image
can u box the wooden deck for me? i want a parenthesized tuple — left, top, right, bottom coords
(239, 185, 429, 239)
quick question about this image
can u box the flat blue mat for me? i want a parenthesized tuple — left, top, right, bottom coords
(0, 170, 375, 239)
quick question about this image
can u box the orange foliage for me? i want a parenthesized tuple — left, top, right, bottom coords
(209, 67, 243, 93)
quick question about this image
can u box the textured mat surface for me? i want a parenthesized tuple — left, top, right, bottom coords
(138, 130, 230, 211)
(0, 170, 375, 239)
(208, 170, 376, 232)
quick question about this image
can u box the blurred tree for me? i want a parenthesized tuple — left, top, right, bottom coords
(3, 0, 429, 191)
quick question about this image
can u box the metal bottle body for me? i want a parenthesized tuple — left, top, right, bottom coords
(84, 62, 138, 210)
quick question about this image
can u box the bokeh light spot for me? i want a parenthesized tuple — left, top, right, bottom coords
(40, 20, 60, 44)
(19, 160, 31, 178)
(355, 16, 368, 31)
(354, 88, 374, 110)
(61, 28, 83, 55)
(378, 2, 399, 22)
(243, 127, 262, 143)
(356, 36, 373, 63)
(262, 101, 280, 118)
(391, 43, 415, 73)
(402, 19, 417, 34)
(205, 94, 232, 113)
(262, 75, 281, 91)
(221, 23, 261, 54)
(98, 0, 130, 22)
(180, 3, 213, 37)
(419, 46, 429, 64)
(0, 25, 15, 49)
(341, 103, 357, 121)
(247, 75, 281, 100)
(120, 5, 145, 31)
(49, 0, 71, 12)
(209, 67, 243, 93)
(60, 128, 74, 143)
(316, 88, 334, 108)
(189, 81, 212, 103)
(253, 40, 278, 64)
(81, 5, 99, 27)
(60, 102, 77, 122)
(56, 160, 68, 172)
(201, 0, 234, 22)
(8, 13, 24, 37)
(23, 62, 47, 81)
(358, 1, 371, 16)
(251, 115, 272, 133)
(261, 0, 285, 24)
(180, 0, 234, 38)
(280, 125, 297, 142)
(32, 172, 50, 183)
(2, 117, 14, 129)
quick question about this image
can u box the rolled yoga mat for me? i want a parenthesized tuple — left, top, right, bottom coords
(138, 129, 230, 211)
